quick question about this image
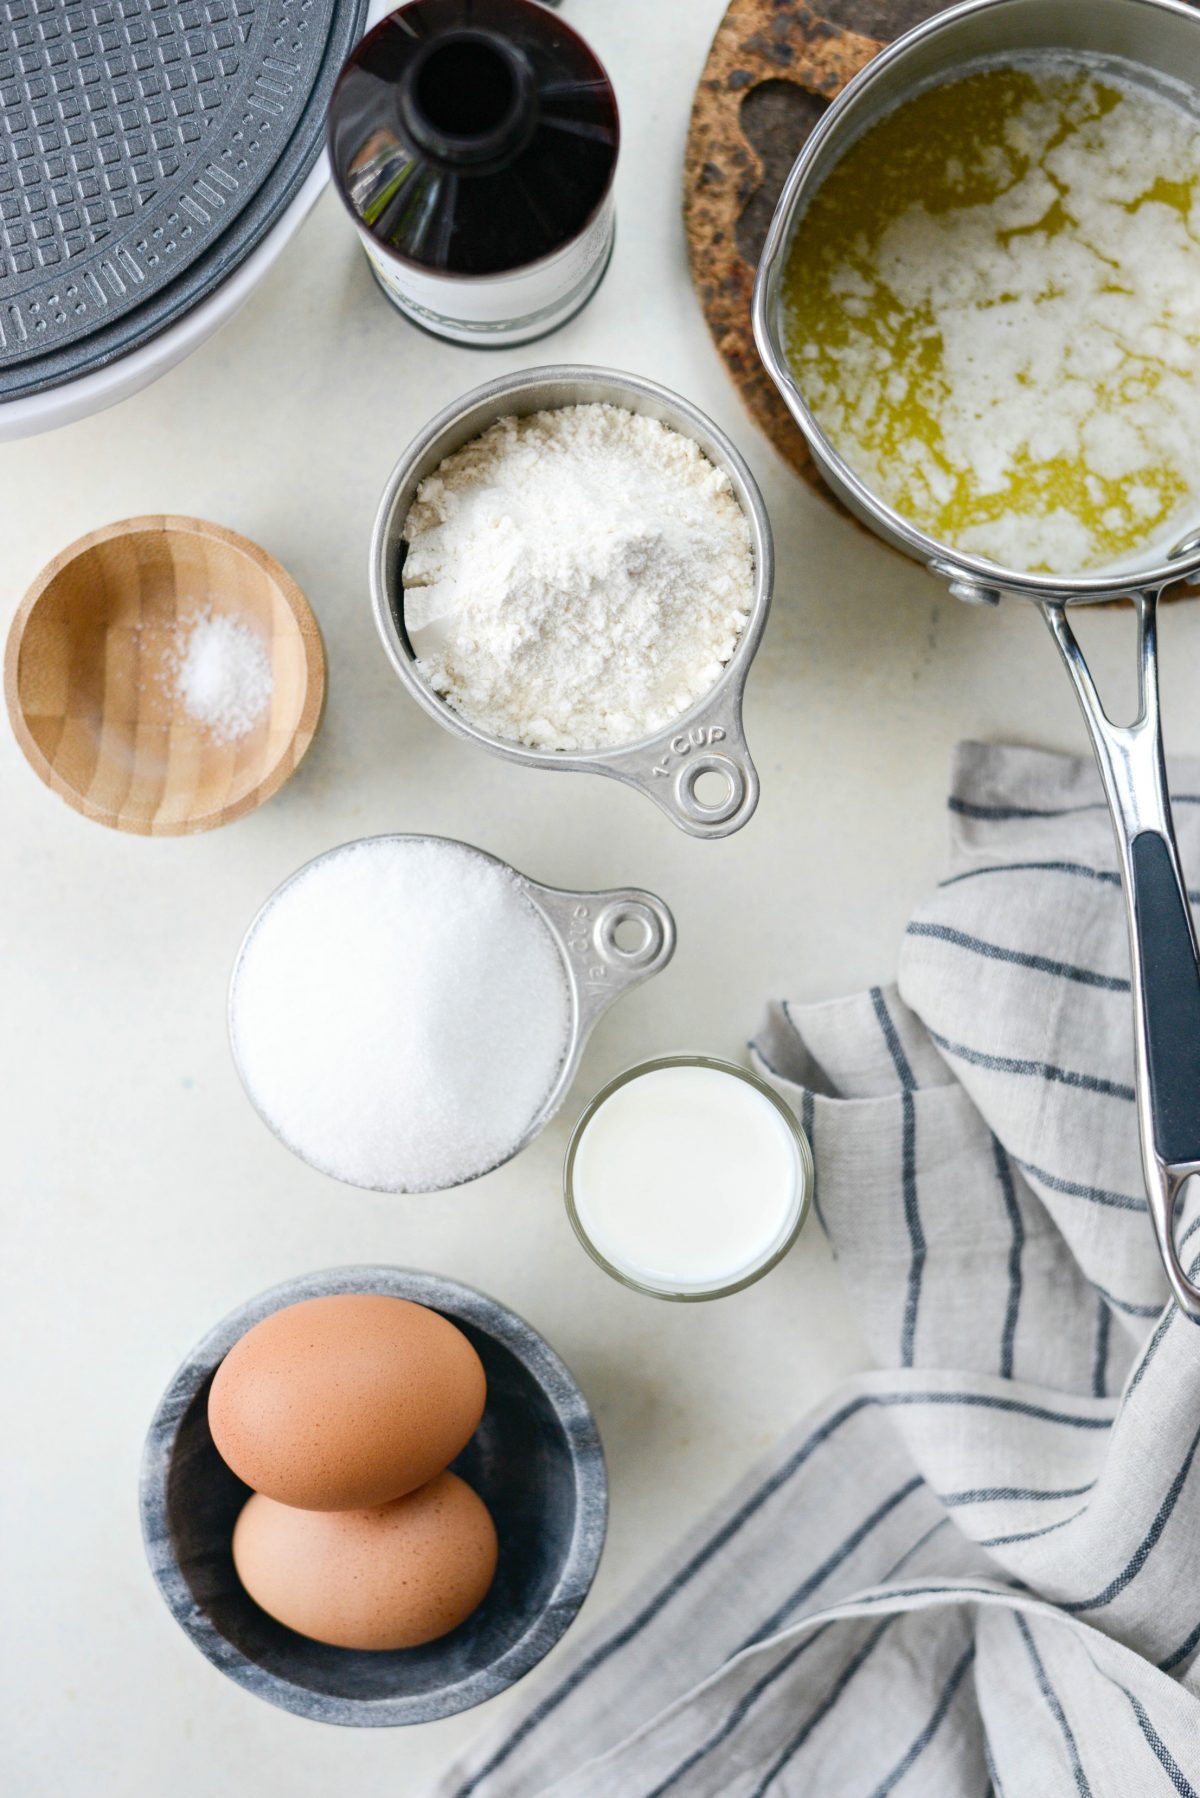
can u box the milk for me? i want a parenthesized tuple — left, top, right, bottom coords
(568, 1062, 809, 1298)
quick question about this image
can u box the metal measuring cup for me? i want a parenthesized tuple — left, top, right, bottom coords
(753, 0, 1200, 1319)
(228, 834, 675, 1192)
(370, 366, 773, 839)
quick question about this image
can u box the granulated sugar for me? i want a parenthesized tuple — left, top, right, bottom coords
(402, 404, 753, 752)
(229, 838, 570, 1191)
(782, 58, 1200, 573)
(169, 610, 273, 743)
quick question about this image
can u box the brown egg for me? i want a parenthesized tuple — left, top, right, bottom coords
(208, 1294, 486, 1509)
(232, 1471, 499, 1650)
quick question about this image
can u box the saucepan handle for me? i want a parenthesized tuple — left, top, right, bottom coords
(1044, 594, 1200, 1320)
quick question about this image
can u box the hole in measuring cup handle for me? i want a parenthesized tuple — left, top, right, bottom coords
(595, 899, 665, 970)
(525, 879, 676, 1023)
(677, 753, 744, 825)
(613, 710, 760, 838)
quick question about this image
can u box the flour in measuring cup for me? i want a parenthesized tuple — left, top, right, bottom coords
(401, 404, 754, 753)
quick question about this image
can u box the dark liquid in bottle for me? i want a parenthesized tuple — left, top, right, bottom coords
(329, 0, 619, 278)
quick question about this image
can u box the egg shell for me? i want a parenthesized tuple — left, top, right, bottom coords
(232, 1471, 499, 1650)
(208, 1294, 487, 1510)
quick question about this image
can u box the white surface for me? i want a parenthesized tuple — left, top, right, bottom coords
(5, 2, 1200, 1792)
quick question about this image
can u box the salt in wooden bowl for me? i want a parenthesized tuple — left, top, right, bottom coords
(4, 515, 324, 835)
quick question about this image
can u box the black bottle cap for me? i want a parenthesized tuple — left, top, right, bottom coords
(398, 29, 538, 172)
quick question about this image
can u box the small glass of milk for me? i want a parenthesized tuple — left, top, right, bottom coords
(564, 1057, 813, 1300)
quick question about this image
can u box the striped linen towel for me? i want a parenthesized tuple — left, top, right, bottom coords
(436, 741, 1200, 1797)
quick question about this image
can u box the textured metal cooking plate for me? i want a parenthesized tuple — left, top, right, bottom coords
(0, 0, 366, 401)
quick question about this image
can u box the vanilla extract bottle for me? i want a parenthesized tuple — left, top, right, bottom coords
(328, 0, 619, 346)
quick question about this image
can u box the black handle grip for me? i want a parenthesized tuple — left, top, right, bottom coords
(1131, 830, 1200, 1167)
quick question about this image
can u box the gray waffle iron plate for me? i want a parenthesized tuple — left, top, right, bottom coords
(0, 0, 367, 401)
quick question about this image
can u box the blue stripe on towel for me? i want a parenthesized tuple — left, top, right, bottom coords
(866, 1641, 977, 1797)
(978, 1510, 1086, 1549)
(1091, 1283, 1162, 1320)
(883, 1516, 954, 1582)
(738, 1476, 925, 1652)
(929, 1032, 1136, 1102)
(937, 857, 1200, 907)
(949, 797, 1110, 821)
(645, 1629, 834, 1798)
(1079, 1635, 1200, 1788)
(1017, 1160, 1145, 1213)
(1060, 1420, 1200, 1614)
(1122, 1687, 1199, 1797)
(747, 1031, 827, 1241)
(645, 1519, 952, 1797)
(881, 1393, 1111, 1429)
(801, 1086, 826, 1237)
(949, 793, 1200, 821)
(1129, 1226, 1200, 1394)
(941, 1483, 1097, 1507)
(1015, 1614, 1092, 1796)
(907, 921, 1130, 993)
(853, 1581, 1070, 1608)
(992, 1137, 1023, 1379)
(940, 859, 1123, 892)
(869, 986, 918, 1093)
(1129, 1310, 1175, 1395)
(984, 1734, 1006, 1796)
(1093, 1299, 1111, 1399)
(1158, 1613, 1200, 1675)
(871, 988, 924, 1366)
(747, 1619, 896, 1798)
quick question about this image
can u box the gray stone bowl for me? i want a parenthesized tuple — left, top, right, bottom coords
(139, 1266, 607, 1726)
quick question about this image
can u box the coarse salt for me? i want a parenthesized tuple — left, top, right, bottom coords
(229, 838, 571, 1192)
(169, 609, 274, 744)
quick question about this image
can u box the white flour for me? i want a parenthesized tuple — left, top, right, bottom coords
(401, 404, 754, 752)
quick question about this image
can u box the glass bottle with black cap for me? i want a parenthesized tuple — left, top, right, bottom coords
(329, 0, 619, 346)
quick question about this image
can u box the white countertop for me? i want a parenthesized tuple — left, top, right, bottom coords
(7, 2, 1200, 1791)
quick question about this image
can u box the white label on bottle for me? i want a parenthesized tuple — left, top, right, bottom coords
(357, 191, 614, 333)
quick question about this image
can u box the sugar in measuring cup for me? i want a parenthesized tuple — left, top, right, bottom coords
(229, 835, 675, 1192)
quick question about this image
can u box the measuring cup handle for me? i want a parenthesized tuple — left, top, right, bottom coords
(605, 691, 760, 839)
(529, 882, 677, 1036)
(1045, 594, 1200, 1320)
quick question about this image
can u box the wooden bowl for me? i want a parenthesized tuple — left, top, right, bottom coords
(5, 516, 325, 835)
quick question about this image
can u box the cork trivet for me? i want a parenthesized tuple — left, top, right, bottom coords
(685, 0, 949, 495)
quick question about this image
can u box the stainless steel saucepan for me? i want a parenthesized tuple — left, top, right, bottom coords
(754, 0, 1200, 1318)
